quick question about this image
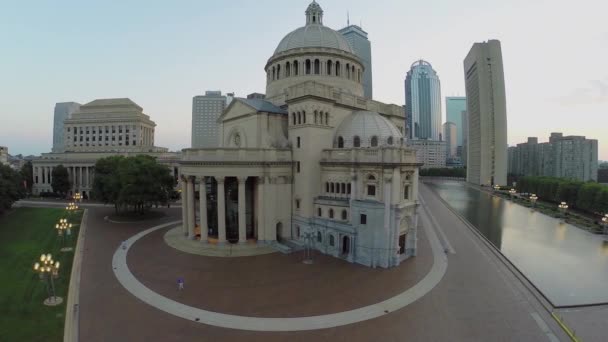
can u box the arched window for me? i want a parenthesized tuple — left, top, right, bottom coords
(387, 136, 394, 145)
(368, 175, 376, 181)
(341, 183, 346, 193)
(325, 112, 329, 125)
(338, 136, 344, 148)
(286, 62, 291, 77)
(346, 63, 350, 79)
(314, 59, 320, 74)
(341, 210, 347, 220)
(327, 60, 333, 75)
(371, 136, 378, 147)
(358, 69, 362, 82)
(272, 66, 275, 80)
(276, 64, 281, 79)
(297, 112, 301, 124)
(313, 15, 316, 23)
(330, 183, 335, 193)
(336, 61, 341, 76)
(326, 182, 329, 193)
(404, 185, 410, 200)
(314, 110, 318, 124)
(329, 235, 335, 246)
(367, 175, 377, 197)
(305, 59, 311, 74)
(353, 136, 361, 147)
(294, 60, 299, 75)
(352, 65, 355, 80)
(292, 113, 296, 125)
(317, 231, 322, 242)
(329, 209, 334, 219)
(318, 207, 322, 217)
(347, 183, 351, 194)
(302, 110, 306, 124)
(295, 199, 300, 209)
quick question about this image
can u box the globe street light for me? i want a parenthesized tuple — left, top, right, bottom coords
(558, 202, 569, 221)
(33, 253, 62, 306)
(55, 218, 73, 252)
(530, 194, 538, 208)
(73, 192, 82, 203)
(509, 188, 516, 199)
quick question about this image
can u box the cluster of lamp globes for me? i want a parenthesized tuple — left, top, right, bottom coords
(55, 218, 73, 236)
(66, 202, 79, 211)
(73, 192, 82, 202)
(33, 254, 60, 279)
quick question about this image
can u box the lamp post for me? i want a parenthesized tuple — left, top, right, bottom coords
(55, 218, 73, 252)
(509, 188, 516, 200)
(33, 253, 62, 306)
(530, 194, 538, 208)
(74, 192, 82, 203)
(493, 185, 500, 193)
(558, 202, 569, 221)
(301, 231, 314, 265)
(601, 214, 608, 235)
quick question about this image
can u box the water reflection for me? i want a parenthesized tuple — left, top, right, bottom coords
(427, 181, 608, 307)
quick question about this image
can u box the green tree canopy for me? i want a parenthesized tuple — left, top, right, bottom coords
(92, 155, 175, 213)
(0, 164, 25, 215)
(51, 165, 70, 196)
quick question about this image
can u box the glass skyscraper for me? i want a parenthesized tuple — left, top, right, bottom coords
(191, 91, 228, 148)
(445, 97, 466, 147)
(405, 60, 442, 141)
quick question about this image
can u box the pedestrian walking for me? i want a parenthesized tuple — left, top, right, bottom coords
(177, 277, 184, 290)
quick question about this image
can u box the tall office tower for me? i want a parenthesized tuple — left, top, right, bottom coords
(445, 97, 466, 148)
(405, 60, 442, 140)
(443, 122, 457, 158)
(463, 40, 507, 186)
(52, 102, 81, 152)
(191, 91, 227, 148)
(461, 109, 468, 165)
(339, 24, 373, 99)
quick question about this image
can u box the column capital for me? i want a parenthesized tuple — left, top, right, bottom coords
(257, 175, 267, 184)
(214, 176, 225, 184)
(197, 176, 206, 183)
(237, 176, 248, 183)
(187, 176, 195, 183)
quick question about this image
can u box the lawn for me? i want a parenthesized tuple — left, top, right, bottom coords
(0, 207, 83, 342)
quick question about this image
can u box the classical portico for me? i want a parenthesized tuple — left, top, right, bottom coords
(179, 148, 293, 245)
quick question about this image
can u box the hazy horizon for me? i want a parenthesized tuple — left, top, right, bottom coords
(1, 0, 606, 159)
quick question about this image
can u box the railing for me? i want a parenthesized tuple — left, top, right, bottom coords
(182, 148, 292, 162)
(321, 148, 417, 164)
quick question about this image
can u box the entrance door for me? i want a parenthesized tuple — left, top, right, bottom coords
(399, 234, 406, 254)
(342, 236, 350, 255)
(276, 222, 283, 242)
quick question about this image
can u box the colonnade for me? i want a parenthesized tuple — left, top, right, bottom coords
(34, 165, 94, 192)
(181, 175, 266, 244)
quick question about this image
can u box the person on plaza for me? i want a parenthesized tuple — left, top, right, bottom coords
(177, 277, 184, 290)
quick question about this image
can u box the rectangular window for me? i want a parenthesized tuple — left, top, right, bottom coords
(297, 161, 300, 173)
(404, 186, 409, 200)
(360, 214, 367, 225)
(367, 185, 376, 196)
(297, 137, 301, 148)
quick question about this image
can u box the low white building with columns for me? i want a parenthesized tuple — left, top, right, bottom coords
(32, 98, 179, 197)
(178, 1, 421, 268)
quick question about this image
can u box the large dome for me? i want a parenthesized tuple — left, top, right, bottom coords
(334, 111, 404, 148)
(274, 1, 353, 55)
(275, 25, 354, 55)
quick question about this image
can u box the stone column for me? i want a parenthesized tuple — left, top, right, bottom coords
(383, 174, 393, 267)
(186, 176, 195, 240)
(49, 167, 53, 185)
(180, 177, 188, 235)
(199, 177, 208, 243)
(79, 166, 83, 189)
(216, 177, 226, 244)
(256, 176, 265, 242)
(237, 176, 247, 244)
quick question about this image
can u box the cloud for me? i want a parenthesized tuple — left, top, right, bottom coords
(556, 79, 608, 106)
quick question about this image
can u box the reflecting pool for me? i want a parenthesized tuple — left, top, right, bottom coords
(427, 181, 608, 307)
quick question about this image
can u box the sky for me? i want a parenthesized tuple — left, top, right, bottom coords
(0, 0, 606, 160)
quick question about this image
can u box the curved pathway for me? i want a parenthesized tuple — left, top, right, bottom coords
(112, 218, 448, 332)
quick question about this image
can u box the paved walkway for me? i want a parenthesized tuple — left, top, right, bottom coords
(163, 227, 277, 257)
(112, 214, 447, 331)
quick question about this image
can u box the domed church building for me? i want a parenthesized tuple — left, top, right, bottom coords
(179, 1, 421, 268)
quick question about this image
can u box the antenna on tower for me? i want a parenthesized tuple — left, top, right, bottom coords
(347, 11, 350, 26)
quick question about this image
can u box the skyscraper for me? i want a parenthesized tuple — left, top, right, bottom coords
(191, 91, 228, 148)
(405, 60, 442, 141)
(445, 97, 466, 147)
(52, 102, 81, 153)
(339, 24, 373, 99)
(464, 40, 508, 186)
(443, 122, 457, 158)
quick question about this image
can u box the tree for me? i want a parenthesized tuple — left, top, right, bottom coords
(51, 165, 70, 196)
(93, 155, 175, 214)
(20, 161, 33, 194)
(0, 164, 25, 215)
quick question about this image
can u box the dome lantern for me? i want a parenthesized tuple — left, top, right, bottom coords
(305, 1, 323, 25)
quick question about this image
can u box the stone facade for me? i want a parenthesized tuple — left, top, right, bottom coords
(179, 2, 421, 268)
